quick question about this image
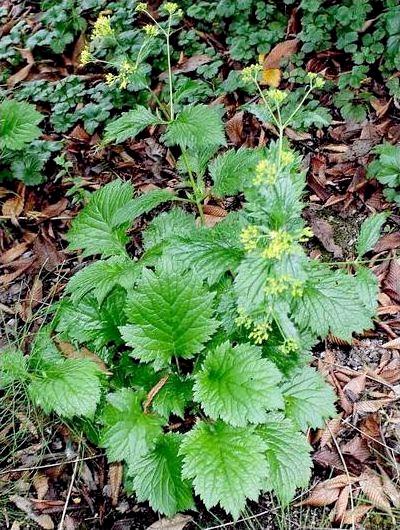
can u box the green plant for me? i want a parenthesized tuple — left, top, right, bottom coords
(0, 55, 382, 519)
(367, 143, 400, 205)
(0, 99, 60, 185)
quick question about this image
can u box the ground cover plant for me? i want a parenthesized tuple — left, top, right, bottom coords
(1, 1, 400, 529)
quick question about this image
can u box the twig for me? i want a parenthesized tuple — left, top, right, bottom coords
(325, 420, 355, 530)
(0, 453, 103, 475)
(58, 442, 81, 530)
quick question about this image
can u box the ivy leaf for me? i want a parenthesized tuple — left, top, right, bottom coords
(180, 420, 267, 519)
(163, 104, 226, 150)
(293, 264, 375, 341)
(103, 106, 162, 144)
(120, 264, 218, 369)
(28, 358, 102, 418)
(167, 214, 245, 284)
(210, 147, 262, 197)
(56, 288, 126, 349)
(356, 212, 388, 257)
(131, 433, 194, 516)
(111, 188, 176, 227)
(67, 180, 133, 258)
(280, 366, 336, 430)
(194, 342, 283, 426)
(0, 100, 42, 151)
(65, 257, 140, 305)
(152, 374, 193, 419)
(257, 413, 312, 505)
(100, 388, 164, 464)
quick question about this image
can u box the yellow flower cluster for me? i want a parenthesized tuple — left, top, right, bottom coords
(240, 225, 260, 252)
(105, 60, 136, 89)
(280, 149, 295, 166)
(80, 45, 92, 66)
(298, 226, 313, 242)
(262, 230, 293, 260)
(264, 275, 304, 297)
(267, 89, 287, 105)
(249, 321, 272, 344)
(143, 24, 159, 37)
(163, 2, 182, 16)
(235, 308, 253, 329)
(135, 2, 148, 12)
(278, 338, 300, 356)
(241, 64, 263, 83)
(253, 159, 277, 186)
(307, 72, 325, 89)
(92, 15, 114, 39)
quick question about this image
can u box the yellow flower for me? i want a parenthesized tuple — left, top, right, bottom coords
(163, 2, 182, 16)
(249, 321, 272, 344)
(240, 225, 260, 252)
(298, 226, 313, 242)
(280, 149, 295, 166)
(264, 275, 290, 296)
(262, 230, 293, 260)
(135, 2, 148, 12)
(92, 15, 114, 39)
(307, 71, 325, 88)
(278, 339, 299, 355)
(235, 308, 253, 330)
(80, 46, 92, 66)
(105, 73, 117, 86)
(241, 64, 263, 83)
(253, 159, 277, 186)
(143, 24, 159, 37)
(290, 279, 304, 297)
(267, 88, 287, 105)
(120, 59, 135, 74)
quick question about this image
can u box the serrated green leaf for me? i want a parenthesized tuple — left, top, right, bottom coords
(163, 104, 226, 150)
(257, 413, 312, 504)
(28, 358, 102, 418)
(180, 420, 267, 519)
(152, 374, 193, 419)
(11, 154, 45, 185)
(194, 342, 283, 426)
(56, 288, 126, 349)
(293, 264, 375, 341)
(120, 264, 218, 369)
(210, 147, 262, 197)
(142, 208, 196, 251)
(100, 388, 164, 463)
(65, 257, 139, 305)
(67, 180, 133, 258)
(167, 214, 244, 284)
(356, 212, 388, 257)
(280, 366, 336, 430)
(0, 349, 28, 388)
(132, 433, 194, 516)
(0, 100, 42, 151)
(111, 188, 176, 227)
(103, 106, 162, 144)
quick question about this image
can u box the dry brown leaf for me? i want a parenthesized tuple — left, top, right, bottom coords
(355, 398, 395, 413)
(56, 341, 110, 374)
(225, 111, 244, 145)
(333, 485, 350, 523)
(33, 234, 65, 271)
(261, 68, 281, 87)
(305, 212, 343, 258)
(2, 192, 25, 222)
(33, 473, 49, 500)
(320, 415, 343, 448)
(374, 232, 400, 252)
(382, 337, 400, 350)
(160, 54, 211, 80)
(341, 436, 371, 462)
(341, 504, 371, 525)
(202, 204, 227, 218)
(146, 515, 193, 530)
(108, 462, 123, 507)
(296, 481, 341, 507)
(378, 466, 400, 508)
(260, 39, 299, 70)
(0, 242, 30, 265)
(343, 374, 366, 402)
(359, 468, 393, 515)
(7, 49, 34, 87)
(10, 495, 54, 529)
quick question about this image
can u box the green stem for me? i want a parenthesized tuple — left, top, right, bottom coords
(282, 85, 313, 128)
(181, 149, 205, 224)
(254, 79, 281, 130)
(165, 16, 174, 121)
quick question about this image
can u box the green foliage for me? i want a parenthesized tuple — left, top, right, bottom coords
(0, 100, 42, 150)
(356, 212, 388, 257)
(103, 106, 162, 144)
(367, 143, 400, 205)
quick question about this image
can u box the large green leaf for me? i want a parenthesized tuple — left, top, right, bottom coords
(163, 104, 226, 149)
(103, 106, 162, 144)
(356, 212, 388, 257)
(0, 100, 42, 151)
(67, 180, 133, 258)
(100, 388, 164, 464)
(194, 342, 283, 426)
(280, 366, 336, 430)
(120, 263, 218, 369)
(180, 420, 267, 519)
(293, 264, 376, 341)
(111, 188, 176, 226)
(132, 433, 194, 516)
(257, 413, 312, 504)
(152, 374, 193, 419)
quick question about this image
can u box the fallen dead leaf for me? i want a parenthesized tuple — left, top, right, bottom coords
(146, 514, 193, 530)
(320, 415, 343, 448)
(374, 232, 400, 252)
(33, 473, 49, 500)
(333, 484, 350, 524)
(109, 463, 123, 507)
(2, 189, 25, 223)
(341, 436, 371, 463)
(378, 466, 400, 508)
(261, 68, 281, 87)
(10, 495, 54, 529)
(343, 374, 366, 402)
(56, 341, 111, 374)
(7, 49, 35, 87)
(0, 242, 31, 265)
(225, 111, 244, 145)
(341, 504, 371, 525)
(382, 337, 400, 350)
(359, 468, 393, 515)
(296, 483, 341, 507)
(160, 54, 212, 80)
(355, 398, 396, 413)
(260, 39, 299, 70)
